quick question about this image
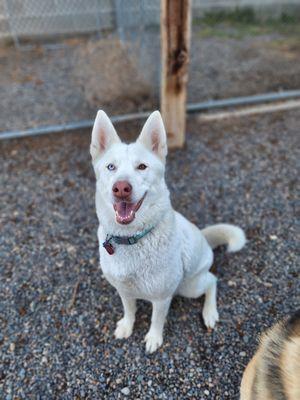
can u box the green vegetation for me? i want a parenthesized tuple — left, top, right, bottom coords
(194, 7, 300, 39)
(202, 7, 256, 25)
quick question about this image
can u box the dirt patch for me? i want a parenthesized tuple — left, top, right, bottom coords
(73, 38, 152, 108)
(0, 25, 300, 133)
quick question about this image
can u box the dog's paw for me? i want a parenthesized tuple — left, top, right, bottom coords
(114, 318, 133, 339)
(202, 306, 219, 330)
(144, 330, 163, 353)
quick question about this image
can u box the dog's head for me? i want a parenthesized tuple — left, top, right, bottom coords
(90, 110, 170, 230)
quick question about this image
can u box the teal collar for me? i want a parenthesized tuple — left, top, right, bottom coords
(103, 226, 154, 255)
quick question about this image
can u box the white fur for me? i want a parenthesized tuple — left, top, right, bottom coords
(91, 110, 246, 353)
(201, 224, 246, 252)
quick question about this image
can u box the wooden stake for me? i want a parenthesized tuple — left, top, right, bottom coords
(160, 0, 192, 148)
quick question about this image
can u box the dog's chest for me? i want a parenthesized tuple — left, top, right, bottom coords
(104, 265, 150, 298)
(99, 230, 182, 300)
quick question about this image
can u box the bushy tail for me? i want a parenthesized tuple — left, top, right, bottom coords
(201, 223, 246, 253)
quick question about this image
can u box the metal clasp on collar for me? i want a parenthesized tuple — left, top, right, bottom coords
(128, 237, 137, 245)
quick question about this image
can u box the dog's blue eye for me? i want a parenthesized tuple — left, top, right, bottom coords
(107, 163, 116, 171)
(137, 163, 147, 170)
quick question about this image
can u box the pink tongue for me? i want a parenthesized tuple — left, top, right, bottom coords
(114, 201, 136, 224)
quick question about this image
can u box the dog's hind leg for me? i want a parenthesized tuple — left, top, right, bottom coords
(178, 271, 219, 329)
(201, 273, 219, 329)
(114, 293, 136, 339)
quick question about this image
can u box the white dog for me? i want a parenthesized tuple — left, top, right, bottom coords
(91, 110, 246, 353)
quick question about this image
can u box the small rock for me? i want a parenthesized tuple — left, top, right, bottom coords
(18, 368, 26, 380)
(67, 245, 76, 255)
(9, 343, 15, 352)
(115, 348, 124, 356)
(121, 387, 130, 396)
(263, 282, 272, 288)
(243, 335, 249, 344)
(239, 351, 246, 357)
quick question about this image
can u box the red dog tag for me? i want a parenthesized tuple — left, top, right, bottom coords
(103, 241, 115, 255)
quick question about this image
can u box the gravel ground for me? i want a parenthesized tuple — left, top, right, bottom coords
(1, 25, 300, 132)
(0, 109, 299, 399)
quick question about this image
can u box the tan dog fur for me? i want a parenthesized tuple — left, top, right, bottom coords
(240, 311, 300, 400)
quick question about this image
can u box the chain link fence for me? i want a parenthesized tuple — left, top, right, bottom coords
(1, 0, 113, 45)
(1, 0, 300, 135)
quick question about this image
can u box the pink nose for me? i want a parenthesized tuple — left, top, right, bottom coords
(112, 181, 132, 199)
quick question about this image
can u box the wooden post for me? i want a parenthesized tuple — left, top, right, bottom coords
(160, 0, 192, 148)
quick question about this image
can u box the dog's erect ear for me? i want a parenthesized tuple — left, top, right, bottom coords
(137, 111, 168, 162)
(90, 110, 121, 161)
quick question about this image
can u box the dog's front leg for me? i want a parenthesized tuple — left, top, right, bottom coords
(114, 293, 136, 339)
(144, 297, 172, 353)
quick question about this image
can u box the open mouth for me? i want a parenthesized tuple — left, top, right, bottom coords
(113, 192, 147, 225)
